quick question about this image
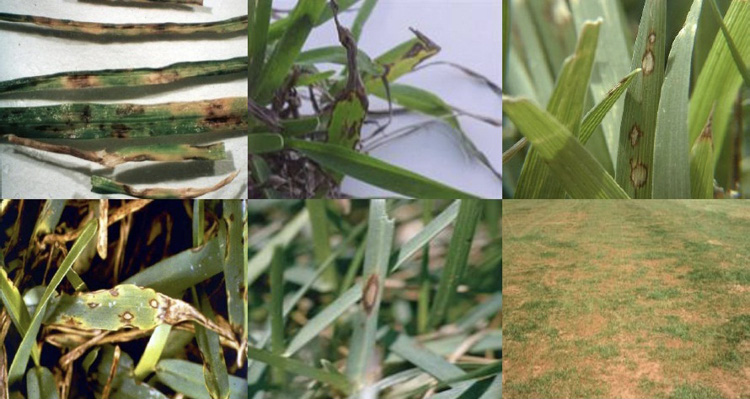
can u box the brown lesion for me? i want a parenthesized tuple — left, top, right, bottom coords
(109, 288, 119, 297)
(145, 70, 181, 85)
(87, 302, 100, 309)
(65, 74, 100, 89)
(629, 124, 643, 147)
(149, 299, 159, 309)
(115, 104, 146, 117)
(362, 274, 380, 316)
(630, 159, 648, 189)
(119, 311, 134, 325)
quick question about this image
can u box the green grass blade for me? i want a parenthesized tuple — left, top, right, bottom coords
(503, 96, 630, 199)
(428, 200, 482, 330)
(346, 200, 394, 390)
(1, 97, 248, 140)
(306, 200, 337, 287)
(296, 46, 383, 75)
(249, 0, 272, 89)
(515, 20, 602, 199)
(351, 0, 378, 42)
(247, 210, 309, 287)
(252, 0, 328, 104)
(0, 13, 247, 37)
(8, 219, 97, 385)
(570, 0, 632, 165)
(708, 0, 750, 86)
(155, 359, 246, 399)
(269, 246, 286, 384)
(248, 133, 284, 154)
(133, 324, 172, 380)
(690, 112, 715, 199)
(651, 0, 703, 198)
(385, 330, 465, 382)
(287, 139, 478, 198)
(0, 57, 247, 95)
(266, 0, 359, 42)
(222, 201, 245, 332)
(503, 0, 509, 81)
(689, 0, 750, 168)
(579, 68, 642, 145)
(123, 236, 223, 297)
(26, 367, 58, 399)
(247, 347, 352, 395)
(614, 0, 667, 198)
(0, 268, 39, 365)
(191, 288, 230, 399)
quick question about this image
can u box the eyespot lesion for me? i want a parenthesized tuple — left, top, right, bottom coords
(149, 299, 159, 309)
(87, 302, 100, 309)
(120, 311, 134, 325)
(109, 288, 119, 297)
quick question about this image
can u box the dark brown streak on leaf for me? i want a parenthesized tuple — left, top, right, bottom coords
(249, 97, 282, 132)
(362, 274, 379, 316)
(101, 345, 121, 399)
(331, 0, 369, 111)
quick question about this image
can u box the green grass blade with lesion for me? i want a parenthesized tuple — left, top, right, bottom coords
(222, 201, 246, 334)
(7, 135, 226, 167)
(514, 20, 602, 198)
(346, 200, 394, 391)
(91, 170, 239, 199)
(503, 96, 630, 199)
(0, 13, 247, 37)
(651, 0, 703, 199)
(689, 1, 750, 168)
(1, 97, 248, 140)
(0, 57, 247, 95)
(690, 112, 716, 199)
(155, 359, 246, 399)
(615, 0, 667, 198)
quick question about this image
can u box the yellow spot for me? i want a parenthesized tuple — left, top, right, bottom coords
(642, 50, 654, 75)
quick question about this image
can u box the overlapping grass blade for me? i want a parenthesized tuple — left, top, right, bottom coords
(252, 0, 328, 104)
(515, 20, 601, 199)
(688, 0, 750, 166)
(503, 96, 630, 199)
(578, 69, 642, 145)
(91, 170, 239, 199)
(570, 0, 632, 165)
(296, 46, 383, 75)
(306, 200, 337, 287)
(346, 200, 394, 390)
(191, 288, 230, 399)
(614, 0, 667, 198)
(32, 200, 65, 237)
(155, 359, 246, 399)
(651, 0, 703, 198)
(1, 97, 248, 140)
(0, 268, 39, 365)
(248, 133, 283, 154)
(269, 246, 286, 385)
(0, 13, 247, 37)
(247, 209, 309, 287)
(8, 219, 97, 385)
(7, 135, 226, 167)
(352, 0, 377, 42)
(287, 139, 478, 199)
(707, 0, 750, 86)
(384, 330, 466, 383)
(0, 57, 247, 95)
(246, 347, 352, 395)
(428, 199, 482, 329)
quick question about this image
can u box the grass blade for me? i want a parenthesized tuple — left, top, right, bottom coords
(26, 367, 58, 399)
(0, 268, 39, 365)
(247, 347, 352, 395)
(651, 0, 703, 198)
(252, 0, 328, 104)
(428, 200, 482, 329)
(306, 200, 337, 287)
(8, 219, 97, 385)
(707, 0, 750, 86)
(346, 200, 394, 390)
(287, 139, 478, 198)
(269, 246, 286, 385)
(191, 288, 230, 399)
(351, 0, 377, 42)
(690, 112, 715, 199)
(155, 359, 246, 399)
(0, 13, 246, 37)
(7, 135, 225, 167)
(248, 133, 284, 154)
(688, 0, 750, 166)
(247, 209, 309, 287)
(579, 69, 642, 145)
(515, 20, 602, 199)
(91, 170, 239, 199)
(132, 324, 171, 380)
(614, 0, 667, 198)
(1, 97, 248, 140)
(503, 96, 630, 199)
(222, 201, 245, 333)
(249, 0, 272, 89)
(0, 57, 247, 95)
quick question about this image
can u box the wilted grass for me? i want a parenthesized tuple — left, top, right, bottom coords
(503, 0, 750, 199)
(248, 0, 500, 198)
(503, 200, 750, 399)
(248, 200, 502, 398)
(0, 200, 247, 398)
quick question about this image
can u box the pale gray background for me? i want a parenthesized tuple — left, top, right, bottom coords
(275, 0, 502, 198)
(0, 0, 248, 199)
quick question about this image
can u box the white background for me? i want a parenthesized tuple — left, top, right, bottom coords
(0, 0, 248, 198)
(274, 0, 502, 198)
